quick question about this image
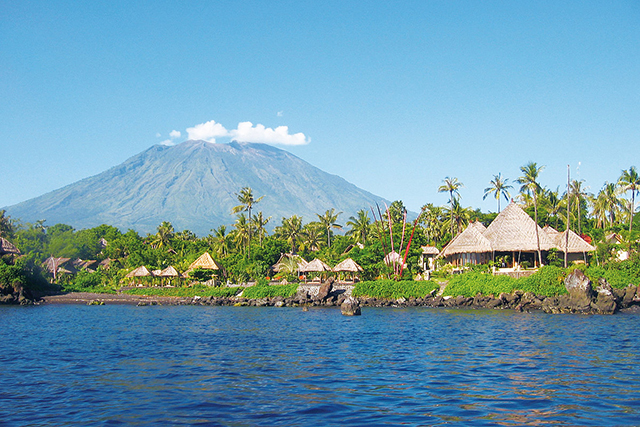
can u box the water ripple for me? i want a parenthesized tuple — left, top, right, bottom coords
(0, 305, 639, 426)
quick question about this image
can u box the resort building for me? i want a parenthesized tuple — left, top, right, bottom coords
(438, 202, 595, 269)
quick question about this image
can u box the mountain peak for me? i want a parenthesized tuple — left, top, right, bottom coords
(5, 142, 387, 235)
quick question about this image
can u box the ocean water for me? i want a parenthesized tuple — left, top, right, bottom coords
(0, 305, 638, 426)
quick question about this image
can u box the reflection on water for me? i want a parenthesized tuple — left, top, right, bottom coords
(0, 305, 638, 426)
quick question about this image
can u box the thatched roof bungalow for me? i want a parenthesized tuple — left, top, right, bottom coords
(0, 237, 20, 256)
(187, 252, 222, 271)
(125, 266, 154, 278)
(439, 202, 595, 268)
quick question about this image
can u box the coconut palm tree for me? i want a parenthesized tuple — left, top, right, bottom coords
(346, 209, 371, 245)
(210, 225, 231, 257)
(517, 162, 545, 267)
(232, 187, 264, 258)
(593, 182, 623, 228)
(618, 166, 640, 233)
(252, 211, 271, 246)
(277, 215, 303, 254)
(438, 177, 463, 238)
(317, 208, 342, 248)
(569, 179, 590, 234)
(420, 204, 445, 245)
(152, 221, 174, 249)
(542, 187, 565, 230)
(301, 222, 323, 252)
(443, 198, 471, 236)
(233, 214, 252, 256)
(483, 174, 512, 213)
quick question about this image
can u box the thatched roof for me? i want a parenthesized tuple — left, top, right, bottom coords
(482, 202, 556, 252)
(545, 226, 596, 253)
(125, 266, 153, 278)
(0, 237, 20, 255)
(333, 258, 363, 272)
(159, 265, 181, 277)
(439, 224, 492, 257)
(42, 256, 71, 274)
(188, 252, 222, 270)
(469, 220, 487, 232)
(72, 258, 98, 270)
(300, 258, 331, 272)
(421, 246, 440, 255)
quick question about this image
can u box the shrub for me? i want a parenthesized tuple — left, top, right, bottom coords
(124, 285, 240, 298)
(353, 280, 440, 299)
(242, 283, 298, 299)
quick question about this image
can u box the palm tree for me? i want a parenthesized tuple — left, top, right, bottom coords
(438, 177, 463, 238)
(420, 204, 445, 245)
(618, 166, 640, 233)
(569, 179, 589, 234)
(443, 198, 471, 236)
(346, 209, 371, 245)
(152, 221, 174, 249)
(302, 222, 323, 252)
(542, 188, 564, 229)
(317, 208, 342, 248)
(232, 187, 264, 258)
(210, 225, 230, 257)
(277, 215, 303, 254)
(483, 174, 512, 213)
(517, 162, 545, 267)
(593, 182, 623, 228)
(233, 214, 252, 256)
(252, 211, 271, 246)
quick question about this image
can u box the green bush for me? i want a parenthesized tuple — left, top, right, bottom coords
(443, 266, 567, 298)
(124, 285, 240, 298)
(242, 283, 298, 299)
(353, 280, 440, 299)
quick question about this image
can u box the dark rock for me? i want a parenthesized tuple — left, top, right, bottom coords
(486, 298, 502, 309)
(564, 269, 593, 309)
(315, 282, 333, 301)
(341, 297, 361, 316)
(622, 285, 636, 307)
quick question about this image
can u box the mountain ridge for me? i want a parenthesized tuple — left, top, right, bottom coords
(5, 140, 389, 235)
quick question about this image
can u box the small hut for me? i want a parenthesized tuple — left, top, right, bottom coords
(300, 258, 332, 283)
(157, 265, 182, 286)
(544, 226, 596, 264)
(0, 237, 20, 256)
(42, 256, 72, 281)
(125, 266, 154, 286)
(187, 252, 223, 284)
(333, 258, 363, 283)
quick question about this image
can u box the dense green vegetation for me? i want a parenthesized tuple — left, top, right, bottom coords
(353, 280, 440, 299)
(124, 286, 240, 298)
(2, 161, 640, 301)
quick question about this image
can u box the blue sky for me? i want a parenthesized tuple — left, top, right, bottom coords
(1, 1, 639, 216)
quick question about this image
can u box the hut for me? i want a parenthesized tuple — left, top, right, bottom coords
(482, 202, 556, 268)
(0, 237, 20, 256)
(544, 226, 596, 263)
(333, 258, 363, 283)
(187, 252, 222, 272)
(125, 266, 154, 286)
(438, 224, 492, 267)
(158, 265, 182, 286)
(300, 258, 332, 283)
(42, 256, 73, 281)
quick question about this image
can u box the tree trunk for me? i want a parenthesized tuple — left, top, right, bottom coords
(534, 192, 542, 267)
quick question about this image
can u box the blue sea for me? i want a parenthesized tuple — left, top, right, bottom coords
(1, 305, 639, 426)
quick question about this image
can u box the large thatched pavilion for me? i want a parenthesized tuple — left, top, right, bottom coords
(439, 202, 595, 268)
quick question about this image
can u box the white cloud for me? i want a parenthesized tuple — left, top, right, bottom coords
(277, 111, 283, 117)
(186, 120, 229, 142)
(230, 121, 310, 146)
(160, 139, 174, 146)
(169, 130, 181, 139)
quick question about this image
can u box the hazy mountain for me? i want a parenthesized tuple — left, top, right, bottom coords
(5, 140, 389, 235)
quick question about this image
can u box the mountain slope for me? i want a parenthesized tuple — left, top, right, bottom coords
(5, 140, 388, 235)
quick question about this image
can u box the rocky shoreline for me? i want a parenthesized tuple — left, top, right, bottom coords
(13, 270, 640, 315)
